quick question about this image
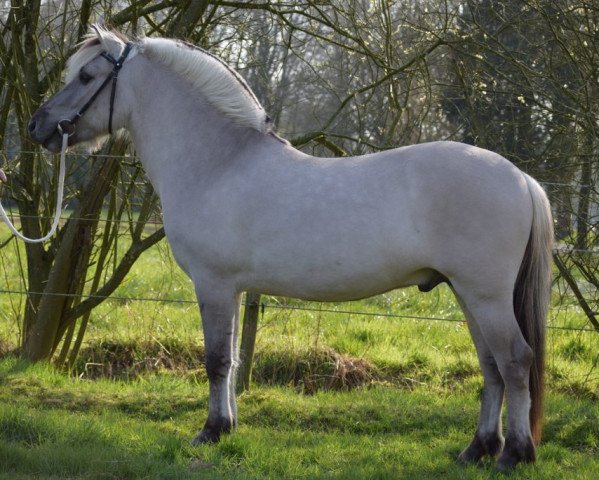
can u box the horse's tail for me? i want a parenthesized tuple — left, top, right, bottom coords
(514, 174, 553, 444)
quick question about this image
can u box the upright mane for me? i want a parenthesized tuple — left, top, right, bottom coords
(140, 37, 271, 134)
(66, 29, 271, 134)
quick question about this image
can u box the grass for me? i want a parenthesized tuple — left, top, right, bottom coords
(0, 227, 598, 478)
(0, 358, 597, 479)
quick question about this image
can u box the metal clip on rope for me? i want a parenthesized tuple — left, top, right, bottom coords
(0, 125, 68, 243)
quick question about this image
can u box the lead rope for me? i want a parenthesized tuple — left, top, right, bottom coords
(0, 131, 68, 243)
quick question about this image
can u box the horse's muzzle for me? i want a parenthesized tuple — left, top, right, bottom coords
(28, 108, 64, 152)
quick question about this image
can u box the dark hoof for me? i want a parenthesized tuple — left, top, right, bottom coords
(191, 417, 233, 446)
(458, 432, 504, 464)
(496, 435, 535, 471)
(191, 429, 220, 445)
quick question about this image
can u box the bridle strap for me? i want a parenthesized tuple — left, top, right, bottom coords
(67, 42, 134, 135)
(69, 74, 114, 127)
(1, 43, 134, 243)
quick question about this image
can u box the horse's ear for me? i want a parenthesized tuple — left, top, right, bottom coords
(90, 24, 103, 38)
(90, 24, 125, 58)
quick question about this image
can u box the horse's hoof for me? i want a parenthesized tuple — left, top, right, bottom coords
(496, 436, 535, 471)
(191, 429, 220, 445)
(458, 432, 504, 464)
(457, 438, 482, 464)
(190, 417, 234, 446)
(457, 447, 482, 465)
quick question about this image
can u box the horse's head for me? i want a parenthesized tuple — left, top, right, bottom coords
(29, 26, 135, 152)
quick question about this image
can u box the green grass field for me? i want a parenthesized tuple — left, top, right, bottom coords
(0, 234, 597, 478)
(0, 358, 597, 479)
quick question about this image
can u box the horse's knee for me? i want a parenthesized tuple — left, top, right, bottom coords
(205, 347, 233, 382)
(500, 340, 533, 388)
(479, 353, 503, 382)
(513, 338, 533, 367)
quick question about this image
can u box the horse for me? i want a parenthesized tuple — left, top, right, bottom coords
(28, 26, 553, 470)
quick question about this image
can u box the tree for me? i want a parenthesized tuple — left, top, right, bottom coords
(2, 0, 596, 370)
(1, 0, 452, 364)
(441, 0, 598, 329)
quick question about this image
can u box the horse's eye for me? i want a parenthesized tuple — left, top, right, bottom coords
(79, 70, 93, 85)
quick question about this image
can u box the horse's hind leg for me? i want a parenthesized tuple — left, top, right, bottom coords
(454, 293, 505, 463)
(455, 288, 536, 469)
(191, 287, 241, 444)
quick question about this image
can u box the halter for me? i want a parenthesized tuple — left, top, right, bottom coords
(58, 42, 134, 137)
(0, 43, 134, 243)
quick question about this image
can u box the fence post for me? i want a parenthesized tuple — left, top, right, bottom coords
(237, 292, 261, 392)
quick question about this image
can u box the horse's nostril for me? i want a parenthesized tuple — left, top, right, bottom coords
(28, 120, 37, 134)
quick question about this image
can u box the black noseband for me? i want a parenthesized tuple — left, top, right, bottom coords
(63, 42, 134, 136)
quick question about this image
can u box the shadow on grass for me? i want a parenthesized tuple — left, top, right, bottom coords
(0, 402, 210, 479)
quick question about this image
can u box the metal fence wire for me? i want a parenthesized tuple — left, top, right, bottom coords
(0, 287, 595, 333)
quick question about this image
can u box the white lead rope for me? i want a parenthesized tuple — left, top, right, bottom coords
(0, 132, 68, 243)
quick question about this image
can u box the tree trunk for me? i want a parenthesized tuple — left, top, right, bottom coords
(22, 140, 123, 360)
(575, 128, 593, 251)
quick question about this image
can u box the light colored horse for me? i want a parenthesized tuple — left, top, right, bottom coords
(28, 27, 553, 470)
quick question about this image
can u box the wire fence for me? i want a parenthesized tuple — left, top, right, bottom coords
(0, 287, 595, 333)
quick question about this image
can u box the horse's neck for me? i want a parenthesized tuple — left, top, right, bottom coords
(126, 61, 262, 198)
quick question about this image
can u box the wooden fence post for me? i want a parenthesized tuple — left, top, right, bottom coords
(237, 292, 261, 392)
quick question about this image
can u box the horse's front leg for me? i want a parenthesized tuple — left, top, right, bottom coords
(192, 287, 241, 445)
